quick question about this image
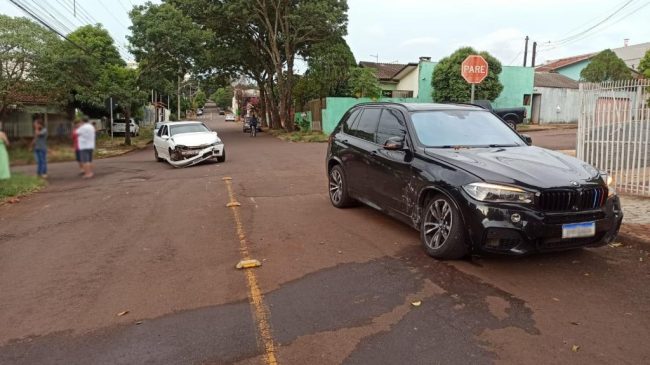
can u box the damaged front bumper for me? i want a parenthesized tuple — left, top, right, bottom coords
(168, 145, 224, 168)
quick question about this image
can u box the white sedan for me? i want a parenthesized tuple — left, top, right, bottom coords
(225, 114, 235, 122)
(153, 121, 225, 168)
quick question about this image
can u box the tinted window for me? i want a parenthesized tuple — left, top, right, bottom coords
(342, 109, 361, 134)
(158, 125, 167, 137)
(410, 110, 525, 147)
(352, 108, 381, 142)
(376, 109, 406, 146)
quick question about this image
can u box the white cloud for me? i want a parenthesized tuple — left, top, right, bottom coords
(400, 37, 440, 47)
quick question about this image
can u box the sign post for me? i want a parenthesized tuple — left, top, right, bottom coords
(110, 97, 114, 143)
(461, 55, 489, 103)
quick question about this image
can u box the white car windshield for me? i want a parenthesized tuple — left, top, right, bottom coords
(410, 110, 525, 148)
(170, 124, 209, 135)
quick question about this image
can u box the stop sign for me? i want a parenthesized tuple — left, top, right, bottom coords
(461, 55, 489, 84)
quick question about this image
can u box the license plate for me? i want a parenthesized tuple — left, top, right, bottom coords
(182, 150, 199, 156)
(562, 222, 595, 239)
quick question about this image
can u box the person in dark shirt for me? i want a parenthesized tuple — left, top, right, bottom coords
(30, 116, 48, 178)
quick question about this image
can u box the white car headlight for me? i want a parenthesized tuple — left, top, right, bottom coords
(463, 182, 534, 204)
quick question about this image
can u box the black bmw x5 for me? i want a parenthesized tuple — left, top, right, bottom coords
(326, 102, 623, 259)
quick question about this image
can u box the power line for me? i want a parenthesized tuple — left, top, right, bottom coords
(9, 0, 91, 54)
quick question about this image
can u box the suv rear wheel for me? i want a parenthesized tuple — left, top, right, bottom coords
(420, 194, 468, 259)
(329, 164, 354, 208)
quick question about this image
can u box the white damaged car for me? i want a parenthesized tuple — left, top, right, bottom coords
(153, 121, 225, 167)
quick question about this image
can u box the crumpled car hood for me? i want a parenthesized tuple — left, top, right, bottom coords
(171, 132, 219, 147)
(424, 146, 601, 189)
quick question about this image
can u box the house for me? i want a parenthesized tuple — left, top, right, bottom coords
(0, 92, 69, 139)
(535, 41, 650, 80)
(530, 72, 580, 124)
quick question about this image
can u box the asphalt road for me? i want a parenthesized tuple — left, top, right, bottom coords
(1, 111, 648, 364)
(528, 128, 577, 151)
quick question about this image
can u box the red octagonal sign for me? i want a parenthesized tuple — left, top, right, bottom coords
(461, 55, 489, 84)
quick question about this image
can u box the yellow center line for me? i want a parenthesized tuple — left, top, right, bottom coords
(222, 177, 278, 365)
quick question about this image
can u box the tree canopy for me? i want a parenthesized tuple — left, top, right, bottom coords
(348, 67, 381, 99)
(431, 47, 503, 103)
(211, 87, 233, 109)
(580, 49, 633, 82)
(0, 15, 61, 116)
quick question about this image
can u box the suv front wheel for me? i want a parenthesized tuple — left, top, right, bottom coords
(420, 194, 468, 259)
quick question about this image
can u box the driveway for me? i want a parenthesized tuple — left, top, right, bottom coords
(0, 111, 648, 364)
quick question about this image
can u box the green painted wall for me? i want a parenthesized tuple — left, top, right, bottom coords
(322, 97, 426, 134)
(557, 59, 590, 81)
(493, 66, 535, 117)
(417, 61, 437, 102)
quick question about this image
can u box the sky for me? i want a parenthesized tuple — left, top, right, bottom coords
(1, 0, 649, 68)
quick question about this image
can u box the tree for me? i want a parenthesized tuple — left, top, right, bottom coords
(301, 37, 356, 101)
(211, 87, 233, 109)
(431, 47, 503, 103)
(98, 65, 146, 145)
(638, 50, 650, 79)
(129, 2, 211, 118)
(348, 67, 381, 99)
(580, 49, 632, 82)
(194, 89, 206, 108)
(0, 15, 61, 117)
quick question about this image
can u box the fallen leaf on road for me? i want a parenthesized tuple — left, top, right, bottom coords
(8, 197, 20, 204)
(135, 321, 143, 325)
(117, 311, 129, 317)
(572, 345, 580, 352)
(640, 257, 644, 262)
(552, 297, 560, 302)
(608, 242, 623, 248)
(583, 273, 590, 277)
(411, 300, 422, 307)
(337, 250, 342, 254)
(570, 321, 580, 326)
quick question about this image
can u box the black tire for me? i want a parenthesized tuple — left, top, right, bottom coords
(328, 164, 354, 208)
(506, 120, 517, 130)
(217, 149, 226, 163)
(154, 146, 163, 162)
(420, 194, 468, 259)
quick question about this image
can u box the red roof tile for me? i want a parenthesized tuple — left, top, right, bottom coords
(359, 61, 407, 81)
(535, 53, 595, 72)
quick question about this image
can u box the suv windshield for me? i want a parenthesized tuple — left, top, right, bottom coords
(170, 124, 209, 135)
(411, 110, 525, 148)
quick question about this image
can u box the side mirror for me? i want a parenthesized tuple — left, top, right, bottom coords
(520, 134, 532, 146)
(161, 134, 170, 139)
(384, 136, 405, 151)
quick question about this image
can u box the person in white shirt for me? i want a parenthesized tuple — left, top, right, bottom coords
(77, 117, 96, 178)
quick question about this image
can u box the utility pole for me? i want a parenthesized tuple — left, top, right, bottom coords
(177, 74, 181, 120)
(531, 41, 537, 67)
(110, 97, 114, 143)
(523, 36, 529, 67)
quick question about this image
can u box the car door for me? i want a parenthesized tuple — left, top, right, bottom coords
(345, 107, 382, 203)
(155, 125, 169, 159)
(370, 108, 412, 216)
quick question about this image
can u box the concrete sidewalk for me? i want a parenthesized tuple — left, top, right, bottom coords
(618, 195, 650, 246)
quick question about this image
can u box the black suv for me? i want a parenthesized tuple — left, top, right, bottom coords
(326, 102, 623, 259)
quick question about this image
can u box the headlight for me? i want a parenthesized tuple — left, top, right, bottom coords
(463, 182, 534, 204)
(602, 174, 616, 196)
(212, 139, 223, 146)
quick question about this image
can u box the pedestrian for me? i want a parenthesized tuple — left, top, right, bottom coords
(72, 118, 84, 175)
(77, 116, 96, 179)
(30, 116, 47, 178)
(0, 128, 10, 180)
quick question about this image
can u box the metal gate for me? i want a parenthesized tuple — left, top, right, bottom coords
(577, 80, 650, 196)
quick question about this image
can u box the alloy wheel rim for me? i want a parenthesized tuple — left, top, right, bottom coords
(329, 170, 343, 204)
(423, 199, 453, 250)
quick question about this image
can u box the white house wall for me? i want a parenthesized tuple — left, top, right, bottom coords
(535, 87, 581, 124)
(396, 68, 419, 98)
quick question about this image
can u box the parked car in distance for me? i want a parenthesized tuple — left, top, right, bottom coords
(326, 102, 622, 259)
(225, 114, 235, 122)
(112, 118, 140, 136)
(153, 121, 225, 167)
(473, 100, 526, 130)
(197, 108, 204, 116)
(219, 110, 226, 115)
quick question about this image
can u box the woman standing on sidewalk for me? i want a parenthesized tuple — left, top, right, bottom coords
(0, 129, 10, 180)
(30, 116, 47, 178)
